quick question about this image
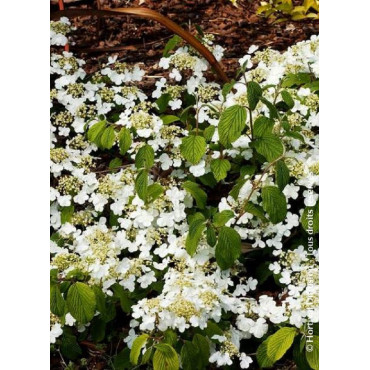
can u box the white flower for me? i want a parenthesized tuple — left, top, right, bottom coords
(159, 153, 173, 170)
(279, 270, 292, 285)
(240, 353, 253, 369)
(189, 160, 206, 177)
(65, 313, 76, 326)
(50, 323, 63, 343)
(249, 318, 268, 338)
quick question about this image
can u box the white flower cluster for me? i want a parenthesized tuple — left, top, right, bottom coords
(50, 19, 318, 368)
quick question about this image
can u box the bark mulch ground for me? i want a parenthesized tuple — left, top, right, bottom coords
(51, 0, 319, 80)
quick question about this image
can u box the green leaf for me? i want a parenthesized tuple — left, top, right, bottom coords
(244, 202, 268, 222)
(204, 321, 223, 338)
(60, 205, 74, 225)
(206, 226, 217, 247)
(118, 127, 132, 155)
(192, 334, 210, 368)
(164, 329, 178, 346)
(285, 130, 305, 142)
(210, 159, 231, 182)
(257, 327, 297, 368)
(114, 348, 131, 370)
(229, 177, 247, 200)
(161, 115, 180, 125)
(153, 343, 179, 370)
(135, 145, 154, 169)
(275, 160, 290, 191)
(50, 284, 66, 317)
(186, 216, 206, 256)
(109, 157, 123, 172)
(66, 282, 96, 324)
(301, 201, 319, 234)
(213, 210, 234, 227)
(147, 183, 164, 203)
(218, 105, 247, 147)
(305, 336, 319, 370)
(293, 341, 312, 370)
(247, 81, 263, 110)
(253, 116, 274, 136)
(180, 135, 206, 164)
(87, 120, 106, 144)
(90, 317, 106, 342)
(111, 283, 133, 313)
(60, 332, 82, 360)
(260, 97, 279, 119)
(130, 334, 150, 365)
(156, 93, 171, 114)
(253, 133, 284, 162)
(199, 172, 217, 188)
(222, 79, 235, 99)
(281, 90, 295, 109)
(91, 285, 108, 320)
(183, 181, 207, 209)
(282, 73, 311, 88)
(135, 169, 148, 201)
(100, 126, 116, 149)
(215, 226, 241, 269)
(163, 35, 181, 57)
(181, 341, 199, 370)
(203, 125, 215, 141)
(261, 186, 287, 224)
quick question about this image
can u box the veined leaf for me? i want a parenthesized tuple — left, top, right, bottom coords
(203, 125, 216, 141)
(183, 181, 207, 209)
(153, 343, 179, 370)
(281, 90, 295, 109)
(186, 216, 206, 256)
(210, 158, 231, 181)
(244, 202, 268, 222)
(130, 334, 149, 365)
(247, 81, 263, 110)
(218, 105, 247, 147)
(147, 183, 164, 203)
(135, 169, 148, 201)
(101, 126, 116, 149)
(257, 327, 297, 368)
(192, 334, 210, 368)
(87, 120, 106, 144)
(181, 341, 199, 370)
(253, 133, 284, 162)
(118, 127, 132, 155)
(213, 210, 235, 227)
(253, 116, 274, 136)
(261, 186, 287, 224)
(215, 226, 241, 269)
(275, 160, 290, 191)
(50, 284, 66, 317)
(180, 135, 206, 165)
(305, 336, 319, 370)
(161, 115, 180, 125)
(135, 145, 154, 169)
(66, 282, 96, 324)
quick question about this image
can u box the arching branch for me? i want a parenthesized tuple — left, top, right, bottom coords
(51, 7, 229, 83)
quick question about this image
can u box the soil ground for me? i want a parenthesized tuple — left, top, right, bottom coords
(51, 0, 318, 80)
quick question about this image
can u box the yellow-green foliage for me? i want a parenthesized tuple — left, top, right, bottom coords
(257, 0, 319, 22)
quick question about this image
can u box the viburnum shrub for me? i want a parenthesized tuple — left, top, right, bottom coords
(50, 16, 319, 370)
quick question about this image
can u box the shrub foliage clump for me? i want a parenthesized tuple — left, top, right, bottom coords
(50, 18, 319, 369)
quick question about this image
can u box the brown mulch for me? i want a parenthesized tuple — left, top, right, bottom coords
(51, 0, 318, 80)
